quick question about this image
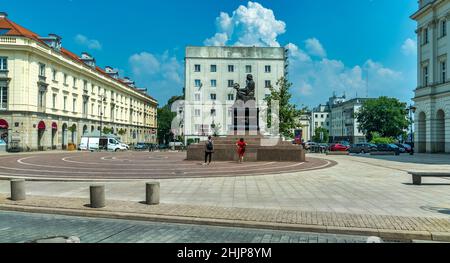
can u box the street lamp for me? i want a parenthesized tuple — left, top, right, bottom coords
(406, 105, 417, 155)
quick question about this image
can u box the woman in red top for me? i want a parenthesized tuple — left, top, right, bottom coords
(236, 138, 247, 163)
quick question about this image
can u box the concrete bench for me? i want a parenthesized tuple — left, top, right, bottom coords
(408, 172, 450, 185)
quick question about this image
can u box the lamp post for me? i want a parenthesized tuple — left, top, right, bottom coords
(406, 105, 417, 155)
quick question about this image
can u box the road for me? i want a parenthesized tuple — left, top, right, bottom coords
(0, 211, 370, 243)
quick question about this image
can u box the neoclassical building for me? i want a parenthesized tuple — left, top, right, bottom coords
(0, 12, 158, 151)
(412, 0, 449, 153)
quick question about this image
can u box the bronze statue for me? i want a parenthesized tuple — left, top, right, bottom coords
(234, 74, 256, 103)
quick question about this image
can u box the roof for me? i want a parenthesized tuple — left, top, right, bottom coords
(0, 15, 157, 104)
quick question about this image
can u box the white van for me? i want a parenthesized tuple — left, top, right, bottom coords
(80, 136, 128, 152)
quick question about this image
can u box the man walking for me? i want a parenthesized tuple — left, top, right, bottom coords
(204, 136, 214, 165)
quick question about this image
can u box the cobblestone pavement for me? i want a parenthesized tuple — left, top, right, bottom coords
(0, 211, 370, 243)
(1, 153, 449, 218)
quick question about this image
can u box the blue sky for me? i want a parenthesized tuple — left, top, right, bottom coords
(0, 0, 418, 108)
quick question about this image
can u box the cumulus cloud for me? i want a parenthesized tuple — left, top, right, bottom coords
(202, 1, 412, 106)
(305, 38, 327, 58)
(129, 51, 183, 103)
(74, 34, 102, 50)
(204, 1, 286, 47)
(401, 38, 417, 56)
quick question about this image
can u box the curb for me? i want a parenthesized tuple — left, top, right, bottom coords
(1, 204, 448, 242)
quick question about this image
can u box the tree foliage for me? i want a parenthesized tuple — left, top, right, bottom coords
(312, 127, 330, 143)
(356, 97, 409, 141)
(264, 77, 303, 138)
(157, 95, 183, 145)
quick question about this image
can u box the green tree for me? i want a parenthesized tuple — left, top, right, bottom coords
(356, 97, 409, 141)
(264, 77, 303, 138)
(157, 95, 183, 145)
(312, 127, 330, 143)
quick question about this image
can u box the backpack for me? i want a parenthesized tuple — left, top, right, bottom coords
(207, 141, 214, 151)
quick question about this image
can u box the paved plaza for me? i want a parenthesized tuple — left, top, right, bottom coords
(0, 152, 448, 218)
(0, 151, 449, 241)
(0, 211, 370, 243)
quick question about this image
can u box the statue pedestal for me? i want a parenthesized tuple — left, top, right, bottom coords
(233, 103, 260, 136)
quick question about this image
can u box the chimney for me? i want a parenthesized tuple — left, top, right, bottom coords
(80, 52, 96, 68)
(0, 12, 7, 19)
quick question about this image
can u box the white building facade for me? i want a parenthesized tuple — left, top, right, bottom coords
(311, 104, 331, 138)
(184, 46, 286, 142)
(412, 0, 450, 153)
(0, 12, 158, 151)
(330, 98, 369, 144)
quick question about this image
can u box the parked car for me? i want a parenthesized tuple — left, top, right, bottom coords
(395, 143, 412, 153)
(339, 141, 351, 147)
(376, 144, 401, 155)
(319, 143, 329, 152)
(158, 144, 169, 150)
(134, 142, 149, 150)
(349, 143, 378, 154)
(330, 143, 350, 152)
(303, 142, 317, 151)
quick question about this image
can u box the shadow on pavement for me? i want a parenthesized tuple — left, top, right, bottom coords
(350, 153, 450, 165)
(420, 206, 450, 215)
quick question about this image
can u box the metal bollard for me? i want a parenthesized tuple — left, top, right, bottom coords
(90, 185, 105, 208)
(10, 179, 26, 201)
(146, 182, 160, 205)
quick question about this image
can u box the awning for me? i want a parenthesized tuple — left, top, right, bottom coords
(38, 121, 46, 130)
(0, 119, 8, 129)
(52, 122, 58, 130)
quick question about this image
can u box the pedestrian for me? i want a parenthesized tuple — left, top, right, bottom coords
(236, 138, 247, 163)
(203, 136, 214, 165)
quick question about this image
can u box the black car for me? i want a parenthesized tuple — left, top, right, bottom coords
(377, 144, 401, 155)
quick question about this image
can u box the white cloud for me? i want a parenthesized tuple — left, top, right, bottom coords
(204, 1, 286, 47)
(305, 38, 327, 58)
(129, 51, 183, 103)
(401, 38, 417, 56)
(285, 43, 311, 63)
(74, 34, 102, 50)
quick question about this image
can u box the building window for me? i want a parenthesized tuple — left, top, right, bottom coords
(91, 103, 94, 115)
(228, 65, 234, 72)
(210, 94, 217, 100)
(83, 80, 88, 91)
(63, 74, 68, 85)
(442, 61, 447, 83)
(194, 79, 201, 87)
(265, 65, 271, 73)
(245, 65, 252, 73)
(98, 105, 101, 116)
(211, 79, 217, 87)
(0, 57, 7, 71)
(442, 20, 447, 37)
(228, 94, 234, 101)
(194, 64, 201, 72)
(321, 114, 324, 118)
(73, 77, 77, 88)
(265, 80, 271, 88)
(211, 109, 216, 116)
(210, 65, 217, 72)
(194, 93, 201, 101)
(423, 28, 429, 44)
(228, 80, 234, 87)
(52, 94, 57, 109)
(73, 98, 76, 112)
(39, 63, 46, 77)
(38, 91, 45, 108)
(63, 96, 67, 111)
(52, 69, 57, 81)
(423, 66, 429, 86)
(194, 109, 201, 117)
(0, 86, 7, 110)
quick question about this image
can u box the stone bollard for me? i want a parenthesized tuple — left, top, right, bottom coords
(10, 179, 26, 201)
(90, 185, 105, 208)
(146, 182, 160, 205)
